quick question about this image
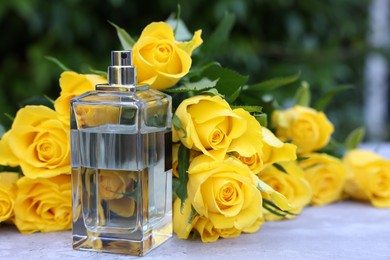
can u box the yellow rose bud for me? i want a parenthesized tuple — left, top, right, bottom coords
(54, 71, 107, 127)
(173, 95, 247, 160)
(343, 149, 390, 208)
(0, 172, 19, 222)
(299, 153, 346, 206)
(258, 162, 312, 221)
(133, 22, 202, 90)
(3, 105, 70, 179)
(14, 175, 72, 233)
(187, 155, 263, 232)
(271, 105, 334, 155)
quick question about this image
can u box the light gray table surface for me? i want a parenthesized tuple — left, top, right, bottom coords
(1, 143, 390, 260)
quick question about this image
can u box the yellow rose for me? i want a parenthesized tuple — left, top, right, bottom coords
(0, 131, 19, 167)
(187, 155, 263, 232)
(14, 175, 72, 233)
(1, 106, 70, 179)
(228, 108, 263, 173)
(0, 172, 19, 222)
(54, 71, 107, 127)
(343, 149, 390, 208)
(299, 153, 346, 206)
(2, 106, 70, 178)
(271, 105, 334, 155)
(233, 127, 297, 174)
(258, 162, 312, 221)
(173, 95, 247, 160)
(132, 22, 202, 90)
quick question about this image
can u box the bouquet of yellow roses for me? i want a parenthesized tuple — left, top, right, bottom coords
(0, 12, 389, 242)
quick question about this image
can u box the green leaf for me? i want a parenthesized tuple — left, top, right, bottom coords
(254, 113, 267, 127)
(297, 156, 309, 162)
(108, 20, 136, 50)
(227, 86, 242, 104)
(313, 84, 353, 111)
(172, 114, 187, 138)
(201, 12, 235, 55)
(257, 179, 291, 211)
(45, 56, 71, 71)
(202, 65, 248, 98)
(4, 113, 14, 122)
(166, 6, 194, 41)
(301, 162, 320, 171)
(294, 81, 311, 107)
(0, 124, 5, 138)
(44, 95, 55, 105)
(183, 77, 219, 90)
(344, 127, 365, 150)
(231, 105, 262, 113)
(199, 88, 223, 97)
(168, 18, 191, 41)
(164, 78, 219, 94)
(186, 61, 221, 79)
(188, 206, 198, 225)
(174, 4, 181, 36)
(176, 144, 190, 212)
(263, 199, 297, 217)
(19, 96, 53, 109)
(88, 68, 108, 78)
(273, 163, 289, 174)
(263, 201, 287, 217)
(245, 72, 300, 92)
(317, 138, 345, 158)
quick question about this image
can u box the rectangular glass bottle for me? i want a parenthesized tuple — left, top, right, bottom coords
(70, 51, 172, 256)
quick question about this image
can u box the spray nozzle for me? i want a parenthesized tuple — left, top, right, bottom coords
(108, 50, 136, 86)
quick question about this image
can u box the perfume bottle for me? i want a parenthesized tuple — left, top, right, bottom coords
(70, 50, 172, 256)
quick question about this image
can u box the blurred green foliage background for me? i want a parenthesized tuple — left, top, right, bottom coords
(0, 0, 375, 141)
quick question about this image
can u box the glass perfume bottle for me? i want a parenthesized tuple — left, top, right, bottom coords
(70, 50, 172, 256)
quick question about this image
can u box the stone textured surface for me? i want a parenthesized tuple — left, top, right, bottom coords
(1, 143, 389, 260)
(1, 201, 390, 260)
